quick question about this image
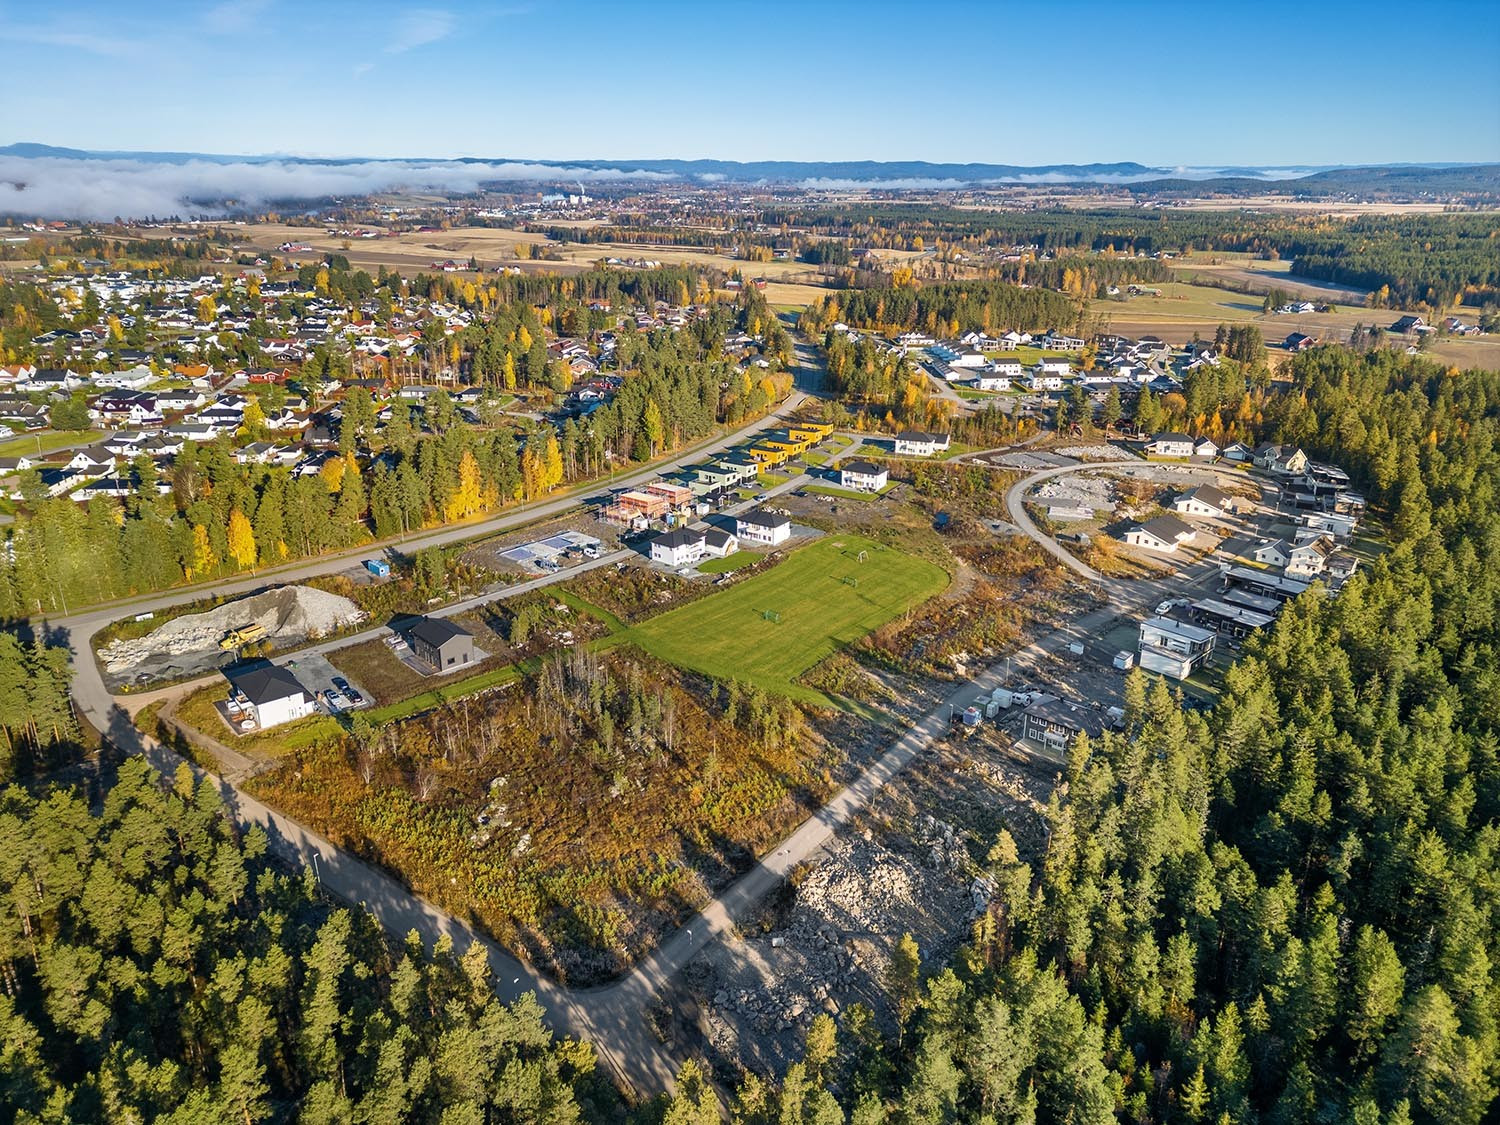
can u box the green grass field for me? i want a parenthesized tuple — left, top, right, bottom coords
(804, 482, 893, 502)
(696, 551, 765, 574)
(0, 428, 103, 457)
(628, 534, 948, 702)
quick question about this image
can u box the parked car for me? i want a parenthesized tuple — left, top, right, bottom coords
(332, 676, 352, 694)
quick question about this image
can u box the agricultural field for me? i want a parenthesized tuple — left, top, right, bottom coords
(225, 219, 837, 306)
(627, 534, 949, 702)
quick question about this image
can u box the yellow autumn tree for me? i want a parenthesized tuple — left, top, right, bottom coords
(543, 432, 564, 490)
(227, 509, 257, 569)
(314, 267, 330, 295)
(502, 352, 517, 391)
(445, 449, 484, 521)
(320, 456, 346, 493)
(521, 446, 546, 501)
(187, 524, 216, 579)
(239, 395, 265, 436)
(196, 295, 217, 324)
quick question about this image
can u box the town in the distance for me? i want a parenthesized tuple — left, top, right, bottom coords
(1, 3, 1498, 1121)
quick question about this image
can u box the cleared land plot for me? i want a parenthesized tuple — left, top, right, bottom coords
(628, 535, 948, 702)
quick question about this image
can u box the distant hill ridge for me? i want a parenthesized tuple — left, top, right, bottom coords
(2, 142, 1495, 198)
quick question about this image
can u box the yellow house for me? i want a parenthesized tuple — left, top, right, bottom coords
(789, 421, 834, 443)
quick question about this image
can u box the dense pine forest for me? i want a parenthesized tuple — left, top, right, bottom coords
(0, 759, 612, 1123)
(686, 348, 1500, 1124)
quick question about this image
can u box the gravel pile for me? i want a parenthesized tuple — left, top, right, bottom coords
(1055, 444, 1122, 462)
(689, 820, 979, 1075)
(1033, 474, 1116, 511)
(100, 585, 365, 682)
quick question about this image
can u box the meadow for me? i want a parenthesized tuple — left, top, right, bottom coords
(628, 533, 949, 702)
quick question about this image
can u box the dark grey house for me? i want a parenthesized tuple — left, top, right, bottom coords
(407, 617, 476, 672)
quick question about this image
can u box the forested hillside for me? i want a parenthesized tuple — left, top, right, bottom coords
(0, 758, 609, 1122)
(680, 349, 1500, 1124)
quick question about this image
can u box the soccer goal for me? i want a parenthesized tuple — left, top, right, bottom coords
(856, 550, 869, 563)
(763, 609, 782, 623)
(843, 576, 859, 588)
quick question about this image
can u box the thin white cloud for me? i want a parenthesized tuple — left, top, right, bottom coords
(386, 8, 456, 53)
(203, 0, 272, 34)
(0, 154, 671, 220)
(0, 25, 142, 57)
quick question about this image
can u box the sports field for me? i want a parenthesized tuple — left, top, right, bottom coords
(628, 534, 948, 702)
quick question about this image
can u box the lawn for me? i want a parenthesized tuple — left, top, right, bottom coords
(0, 428, 102, 456)
(627, 534, 949, 702)
(696, 551, 765, 574)
(804, 482, 893, 502)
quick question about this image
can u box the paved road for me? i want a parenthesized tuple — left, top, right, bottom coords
(48, 343, 1273, 1092)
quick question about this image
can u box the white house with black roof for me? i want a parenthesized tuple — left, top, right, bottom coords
(229, 665, 317, 729)
(839, 459, 889, 492)
(649, 527, 706, 567)
(735, 508, 791, 547)
(893, 430, 950, 457)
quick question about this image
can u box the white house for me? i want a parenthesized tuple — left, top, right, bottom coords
(998, 330, 1031, 348)
(649, 528, 706, 567)
(1145, 432, 1196, 459)
(1193, 437, 1220, 459)
(1222, 441, 1253, 463)
(703, 528, 738, 558)
(1138, 617, 1217, 680)
(950, 347, 986, 369)
(1286, 536, 1337, 578)
(1172, 484, 1232, 519)
(839, 459, 889, 492)
(1252, 539, 1291, 567)
(736, 508, 792, 547)
(230, 665, 317, 730)
(988, 359, 1023, 379)
(1024, 370, 1063, 392)
(975, 373, 1012, 392)
(1298, 511, 1357, 540)
(1121, 515, 1197, 553)
(893, 430, 950, 457)
(92, 365, 155, 391)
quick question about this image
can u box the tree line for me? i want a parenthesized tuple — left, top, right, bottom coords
(653, 346, 1500, 1123)
(0, 756, 611, 1122)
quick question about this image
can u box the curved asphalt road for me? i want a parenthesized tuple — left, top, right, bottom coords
(49, 339, 1257, 1093)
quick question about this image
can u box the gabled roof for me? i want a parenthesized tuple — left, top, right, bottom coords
(407, 616, 473, 648)
(230, 665, 308, 706)
(703, 528, 736, 549)
(842, 459, 885, 476)
(1136, 514, 1196, 542)
(1181, 484, 1231, 510)
(738, 508, 790, 529)
(651, 527, 705, 550)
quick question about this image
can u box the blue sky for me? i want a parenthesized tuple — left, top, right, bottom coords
(2, 0, 1497, 165)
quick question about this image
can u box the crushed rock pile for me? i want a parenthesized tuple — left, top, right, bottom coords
(692, 824, 981, 1072)
(100, 585, 365, 678)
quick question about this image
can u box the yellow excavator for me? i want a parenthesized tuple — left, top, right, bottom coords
(219, 623, 268, 650)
